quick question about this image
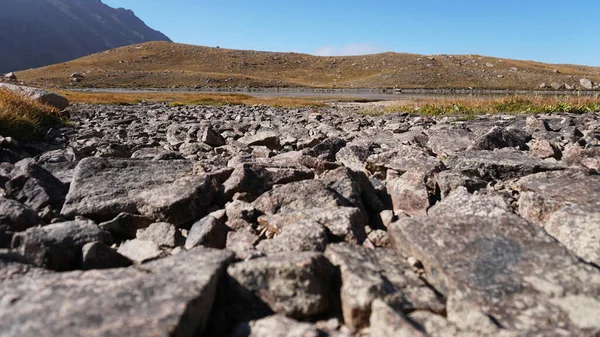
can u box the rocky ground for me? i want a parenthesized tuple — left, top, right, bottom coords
(1, 101, 600, 336)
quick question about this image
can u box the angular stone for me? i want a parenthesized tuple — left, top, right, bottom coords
(252, 180, 351, 215)
(81, 241, 132, 270)
(258, 206, 367, 244)
(238, 131, 281, 150)
(0, 248, 233, 337)
(434, 170, 487, 198)
(529, 139, 560, 159)
(11, 219, 111, 271)
(367, 145, 443, 176)
(0, 197, 42, 247)
(222, 163, 313, 199)
(225, 230, 262, 260)
(514, 170, 600, 265)
(324, 243, 444, 331)
(99, 212, 153, 239)
(6, 159, 68, 212)
(244, 315, 321, 337)
(321, 167, 385, 215)
(427, 126, 476, 156)
(61, 158, 217, 226)
(469, 126, 531, 151)
(428, 187, 510, 218)
(387, 170, 431, 216)
(200, 126, 226, 147)
(445, 149, 565, 180)
(227, 252, 333, 318)
(117, 239, 164, 264)
(136, 222, 183, 248)
(335, 142, 378, 172)
(389, 214, 600, 335)
(185, 214, 227, 250)
(580, 78, 593, 89)
(369, 300, 427, 337)
(304, 137, 346, 161)
(256, 220, 328, 255)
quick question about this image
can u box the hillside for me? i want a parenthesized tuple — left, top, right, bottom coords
(0, 0, 170, 73)
(16, 41, 600, 90)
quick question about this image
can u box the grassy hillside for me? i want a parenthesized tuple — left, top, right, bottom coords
(16, 41, 600, 90)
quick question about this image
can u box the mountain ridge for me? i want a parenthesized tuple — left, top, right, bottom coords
(0, 0, 171, 73)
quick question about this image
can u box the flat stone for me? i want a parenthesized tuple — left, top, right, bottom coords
(81, 241, 132, 270)
(11, 219, 111, 271)
(241, 315, 321, 337)
(136, 222, 183, 248)
(238, 131, 281, 150)
(427, 126, 476, 156)
(252, 180, 351, 215)
(445, 149, 565, 180)
(256, 220, 328, 255)
(258, 206, 367, 244)
(367, 145, 443, 176)
(389, 214, 600, 335)
(61, 158, 217, 226)
(428, 187, 510, 218)
(117, 239, 164, 264)
(324, 243, 444, 331)
(0, 248, 233, 337)
(227, 251, 333, 319)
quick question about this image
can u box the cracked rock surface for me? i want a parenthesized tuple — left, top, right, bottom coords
(1, 101, 600, 336)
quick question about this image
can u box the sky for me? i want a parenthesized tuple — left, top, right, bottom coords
(102, 0, 600, 66)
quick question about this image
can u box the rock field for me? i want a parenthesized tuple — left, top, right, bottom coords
(2, 101, 600, 336)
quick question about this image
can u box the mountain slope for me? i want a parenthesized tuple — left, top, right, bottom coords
(0, 0, 171, 73)
(16, 41, 600, 90)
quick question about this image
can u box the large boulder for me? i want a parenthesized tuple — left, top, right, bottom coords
(61, 158, 218, 226)
(389, 214, 600, 335)
(0, 248, 233, 337)
(0, 83, 69, 110)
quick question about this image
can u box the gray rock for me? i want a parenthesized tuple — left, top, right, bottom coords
(245, 315, 321, 337)
(61, 158, 217, 226)
(304, 137, 346, 161)
(226, 230, 263, 260)
(238, 131, 281, 150)
(324, 243, 444, 331)
(335, 142, 378, 172)
(185, 214, 227, 250)
(514, 170, 600, 265)
(0, 83, 69, 110)
(0, 248, 233, 337)
(434, 170, 487, 198)
(227, 251, 334, 318)
(258, 206, 367, 244)
(200, 126, 226, 147)
(387, 170, 431, 216)
(428, 187, 510, 218)
(222, 163, 313, 199)
(427, 126, 475, 155)
(256, 220, 328, 255)
(99, 212, 153, 239)
(3, 72, 17, 80)
(225, 200, 259, 230)
(367, 145, 443, 176)
(529, 139, 560, 159)
(252, 180, 351, 215)
(469, 126, 531, 151)
(81, 241, 132, 269)
(0, 197, 42, 247)
(117, 239, 164, 263)
(11, 219, 111, 271)
(369, 300, 428, 337)
(136, 222, 183, 248)
(445, 149, 565, 180)
(389, 214, 600, 335)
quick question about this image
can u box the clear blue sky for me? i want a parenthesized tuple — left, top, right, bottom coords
(103, 0, 599, 66)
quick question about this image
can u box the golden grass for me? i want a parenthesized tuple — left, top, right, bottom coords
(57, 90, 327, 108)
(362, 95, 600, 116)
(0, 89, 62, 140)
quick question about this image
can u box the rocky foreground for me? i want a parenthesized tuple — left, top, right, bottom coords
(1, 102, 600, 336)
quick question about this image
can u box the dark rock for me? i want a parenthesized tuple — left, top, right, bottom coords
(99, 212, 153, 239)
(227, 251, 334, 319)
(11, 219, 111, 271)
(0, 147, 23, 164)
(238, 131, 281, 150)
(469, 126, 531, 151)
(185, 214, 228, 250)
(389, 214, 600, 335)
(222, 163, 313, 199)
(61, 158, 217, 226)
(81, 241, 132, 269)
(324, 243, 444, 331)
(0, 197, 42, 247)
(304, 137, 346, 161)
(6, 159, 68, 212)
(434, 170, 487, 198)
(0, 248, 233, 337)
(200, 126, 226, 147)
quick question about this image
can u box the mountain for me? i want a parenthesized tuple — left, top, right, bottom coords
(0, 0, 171, 73)
(16, 41, 600, 90)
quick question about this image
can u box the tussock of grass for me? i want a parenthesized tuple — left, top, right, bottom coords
(374, 95, 600, 116)
(57, 90, 327, 108)
(0, 89, 62, 139)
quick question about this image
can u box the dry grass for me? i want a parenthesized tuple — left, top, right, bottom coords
(368, 95, 600, 116)
(17, 41, 600, 90)
(57, 90, 327, 108)
(0, 89, 62, 139)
